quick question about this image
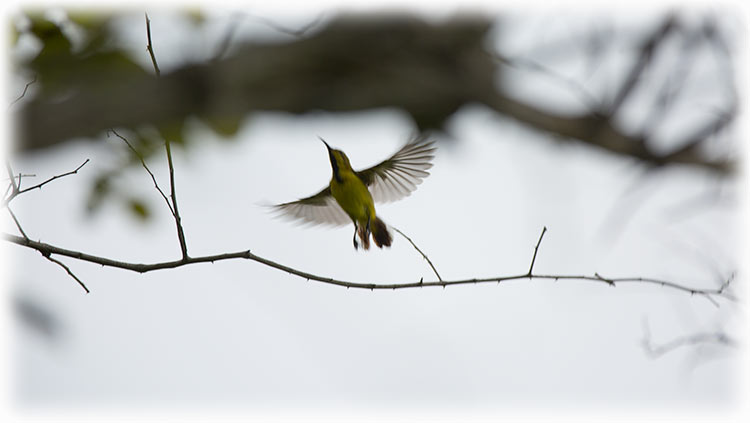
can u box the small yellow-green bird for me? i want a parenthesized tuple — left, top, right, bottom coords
(274, 136, 436, 250)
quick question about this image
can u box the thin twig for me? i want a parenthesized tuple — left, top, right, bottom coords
(4, 159, 90, 206)
(43, 255, 90, 293)
(145, 13, 161, 77)
(527, 226, 547, 276)
(211, 13, 324, 63)
(9, 74, 38, 109)
(164, 139, 188, 259)
(493, 54, 602, 111)
(7, 207, 29, 239)
(249, 12, 325, 38)
(3, 173, 36, 181)
(392, 226, 442, 282)
(17, 159, 89, 195)
(211, 14, 241, 63)
(5, 161, 18, 193)
(4, 233, 733, 304)
(108, 129, 174, 215)
(144, 14, 188, 259)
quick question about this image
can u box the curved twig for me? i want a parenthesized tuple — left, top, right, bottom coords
(391, 226, 442, 282)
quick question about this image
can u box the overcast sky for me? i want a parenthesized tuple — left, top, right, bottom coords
(3, 4, 747, 422)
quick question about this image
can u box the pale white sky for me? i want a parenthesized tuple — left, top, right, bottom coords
(3, 4, 747, 422)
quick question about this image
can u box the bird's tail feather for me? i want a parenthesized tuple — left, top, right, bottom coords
(371, 217, 392, 248)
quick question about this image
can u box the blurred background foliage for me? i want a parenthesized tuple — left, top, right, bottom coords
(8, 8, 740, 221)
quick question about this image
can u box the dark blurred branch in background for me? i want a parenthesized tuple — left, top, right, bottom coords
(15, 13, 736, 175)
(641, 318, 738, 359)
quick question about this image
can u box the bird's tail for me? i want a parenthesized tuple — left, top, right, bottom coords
(371, 217, 392, 249)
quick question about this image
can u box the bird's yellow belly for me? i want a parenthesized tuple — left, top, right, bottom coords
(330, 173, 376, 224)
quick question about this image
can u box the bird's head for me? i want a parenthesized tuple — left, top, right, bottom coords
(319, 137, 352, 178)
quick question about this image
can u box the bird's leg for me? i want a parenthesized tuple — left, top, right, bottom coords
(352, 223, 359, 250)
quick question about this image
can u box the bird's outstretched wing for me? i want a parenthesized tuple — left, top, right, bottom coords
(272, 136, 436, 226)
(272, 186, 352, 227)
(357, 135, 436, 203)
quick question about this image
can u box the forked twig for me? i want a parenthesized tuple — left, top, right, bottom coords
(108, 129, 174, 215)
(4, 159, 89, 206)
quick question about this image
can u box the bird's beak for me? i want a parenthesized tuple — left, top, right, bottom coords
(318, 136, 331, 152)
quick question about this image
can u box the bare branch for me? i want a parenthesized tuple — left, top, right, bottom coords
(5, 161, 19, 194)
(43, 255, 90, 294)
(391, 226, 442, 282)
(642, 320, 736, 358)
(163, 139, 188, 259)
(17, 159, 89, 195)
(4, 233, 732, 304)
(661, 105, 737, 164)
(144, 14, 188, 259)
(4, 159, 90, 207)
(145, 13, 161, 77)
(211, 15, 241, 63)
(212, 12, 325, 64)
(9, 74, 37, 109)
(527, 226, 547, 276)
(607, 15, 677, 116)
(108, 129, 175, 215)
(3, 173, 36, 182)
(6, 207, 29, 239)
(493, 54, 602, 112)
(248, 12, 325, 38)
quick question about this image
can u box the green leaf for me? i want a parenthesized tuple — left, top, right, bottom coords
(127, 198, 150, 221)
(201, 115, 243, 138)
(86, 173, 111, 213)
(157, 120, 186, 145)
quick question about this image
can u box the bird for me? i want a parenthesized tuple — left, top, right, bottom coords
(273, 136, 436, 250)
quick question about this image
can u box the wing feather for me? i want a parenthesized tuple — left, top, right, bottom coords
(357, 135, 436, 204)
(272, 186, 351, 226)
